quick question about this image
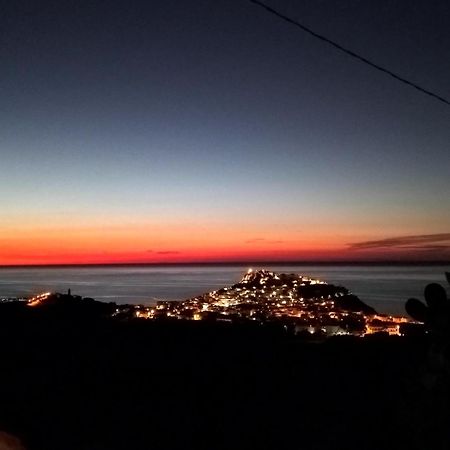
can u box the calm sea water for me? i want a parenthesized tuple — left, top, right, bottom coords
(0, 264, 449, 315)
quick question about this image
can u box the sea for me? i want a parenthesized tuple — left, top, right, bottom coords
(0, 264, 449, 316)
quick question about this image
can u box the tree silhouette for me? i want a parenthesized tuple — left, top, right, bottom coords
(402, 274, 450, 449)
(406, 279, 450, 382)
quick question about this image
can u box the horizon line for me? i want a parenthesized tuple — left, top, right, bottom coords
(0, 260, 449, 269)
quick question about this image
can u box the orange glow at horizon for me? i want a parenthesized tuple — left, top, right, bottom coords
(0, 219, 445, 265)
(0, 218, 345, 265)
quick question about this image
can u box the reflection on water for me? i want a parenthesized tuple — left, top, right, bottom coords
(0, 264, 449, 315)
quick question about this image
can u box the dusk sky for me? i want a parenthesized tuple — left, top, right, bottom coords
(1, 0, 449, 264)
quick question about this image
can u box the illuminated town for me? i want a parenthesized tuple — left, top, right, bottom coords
(15, 270, 419, 338)
(134, 269, 417, 337)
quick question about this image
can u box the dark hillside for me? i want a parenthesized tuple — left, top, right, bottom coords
(0, 309, 432, 450)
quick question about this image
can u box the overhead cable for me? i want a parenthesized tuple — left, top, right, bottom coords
(249, 0, 450, 107)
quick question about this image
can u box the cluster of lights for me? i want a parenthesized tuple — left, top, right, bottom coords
(27, 292, 52, 307)
(131, 270, 415, 337)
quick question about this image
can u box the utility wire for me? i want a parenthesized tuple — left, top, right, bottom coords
(249, 0, 450, 107)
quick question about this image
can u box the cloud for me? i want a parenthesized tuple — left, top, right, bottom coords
(156, 251, 180, 255)
(245, 238, 265, 244)
(403, 245, 450, 252)
(348, 233, 450, 251)
(245, 238, 285, 245)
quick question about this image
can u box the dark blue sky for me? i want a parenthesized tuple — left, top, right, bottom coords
(1, 0, 449, 264)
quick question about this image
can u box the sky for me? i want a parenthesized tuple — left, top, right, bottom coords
(1, 0, 449, 265)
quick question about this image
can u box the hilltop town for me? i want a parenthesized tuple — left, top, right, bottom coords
(132, 269, 418, 337)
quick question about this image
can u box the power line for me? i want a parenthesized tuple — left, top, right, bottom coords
(249, 0, 450, 107)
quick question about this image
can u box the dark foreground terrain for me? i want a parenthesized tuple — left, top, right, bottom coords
(0, 310, 446, 450)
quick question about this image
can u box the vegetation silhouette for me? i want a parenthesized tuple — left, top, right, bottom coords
(402, 274, 450, 449)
